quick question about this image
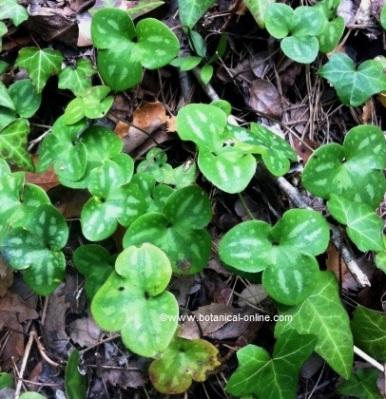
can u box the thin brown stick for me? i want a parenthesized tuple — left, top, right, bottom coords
(15, 330, 36, 399)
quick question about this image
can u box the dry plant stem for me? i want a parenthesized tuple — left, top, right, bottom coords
(193, 72, 371, 288)
(353, 346, 385, 373)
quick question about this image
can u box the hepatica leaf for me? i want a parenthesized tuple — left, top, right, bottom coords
(91, 9, 179, 91)
(319, 53, 386, 106)
(178, 0, 215, 29)
(0, 204, 69, 295)
(303, 125, 386, 208)
(73, 244, 114, 299)
(327, 195, 384, 252)
(149, 337, 220, 394)
(337, 368, 382, 399)
(275, 271, 353, 378)
(91, 243, 179, 357)
(8, 79, 42, 118)
(226, 330, 316, 399)
(123, 185, 212, 275)
(219, 209, 329, 305)
(351, 305, 386, 361)
(58, 59, 95, 96)
(244, 0, 274, 28)
(16, 47, 63, 93)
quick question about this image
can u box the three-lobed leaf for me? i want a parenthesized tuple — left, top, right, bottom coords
(337, 368, 382, 399)
(0, 0, 28, 26)
(58, 59, 95, 96)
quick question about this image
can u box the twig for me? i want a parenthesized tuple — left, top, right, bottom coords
(33, 334, 61, 368)
(354, 346, 385, 373)
(15, 330, 35, 399)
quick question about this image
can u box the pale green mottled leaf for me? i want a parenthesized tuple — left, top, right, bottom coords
(265, 3, 293, 39)
(318, 17, 345, 53)
(8, 79, 42, 118)
(0, 0, 28, 26)
(20, 393, 46, 399)
(178, 0, 215, 29)
(244, 0, 274, 28)
(281, 36, 319, 64)
(275, 271, 353, 378)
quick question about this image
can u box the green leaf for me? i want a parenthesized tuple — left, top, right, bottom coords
(0, 118, 33, 170)
(199, 64, 214, 85)
(219, 209, 329, 305)
(178, 0, 215, 29)
(0, 81, 15, 110)
(226, 330, 316, 399)
(302, 124, 386, 208)
(91, 244, 178, 357)
(318, 17, 345, 53)
(291, 6, 327, 37)
(265, 3, 294, 39)
(319, 53, 386, 106)
(149, 337, 220, 394)
(58, 59, 95, 96)
(92, 9, 179, 91)
(62, 85, 114, 125)
(20, 394, 46, 399)
(16, 47, 63, 93)
(327, 195, 384, 252)
(351, 305, 386, 361)
(65, 350, 88, 399)
(337, 368, 382, 399)
(380, 4, 386, 30)
(0, 0, 28, 26)
(375, 236, 386, 273)
(0, 372, 13, 389)
(275, 271, 353, 378)
(281, 36, 319, 64)
(8, 79, 42, 118)
(126, 1, 165, 19)
(73, 244, 114, 299)
(123, 186, 212, 275)
(170, 56, 202, 71)
(244, 0, 274, 28)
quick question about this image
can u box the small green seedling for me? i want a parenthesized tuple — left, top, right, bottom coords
(176, 103, 296, 193)
(1, 204, 69, 295)
(91, 244, 179, 357)
(73, 244, 114, 299)
(264, 3, 328, 63)
(58, 59, 96, 96)
(62, 85, 114, 125)
(65, 350, 88, 399)
(275, 271, 353, 378)
(149, 337, 220, 394)
(91, 9, 179, 91)
(219, 209, 329, 305)
(123, 185, 212, 275)
(319, 53, 386, 106)
(337, 368, 382, 399)
(16, 47, 63, 93)
(226, 330, 316, 399)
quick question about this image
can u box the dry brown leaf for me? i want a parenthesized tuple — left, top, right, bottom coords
(0, 258, 13, 297)
(69, 317, 103, 347)
(248, 79, 283, 118)
(26, 167, 59, 192)
(237, 285, 267, 307)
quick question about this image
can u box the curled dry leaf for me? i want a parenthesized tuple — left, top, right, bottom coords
(248, 79, 283, 118)
(69, 317, 103, 348)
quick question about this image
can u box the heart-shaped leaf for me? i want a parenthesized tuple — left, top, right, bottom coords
(123, 185, 212, 275)
(73, 244, 114, 299)
(275, 271, 353, 378)
(0, 81, 15, 110)
(302, 125, 386, 208)
(327, 195, 384, 252)
(318, 17, 345, 53)
(281, 36, 319, 64)
(226, 330, 316, 399)
(58, 59, 95, 96)
(219, 209, 329, 305)
(62, 85, 113, 125)
(0, 204, 68, 295)
(0, 118, 33, 170)
(319, 53, 386, 106)
(16, 47, 63, 93)
(0, 0, 28, 26)
(244, 0, 274, 28)
(337, 368, 382, 399)
(351, 305, 386, 361)
(91, 243, 178, 357)
(92, 9, 179, 91)
(8, 79, 42, 118)
(265, 3, 294, 39)
(149, 337, 220, 394)
(178, 0, 215, 29)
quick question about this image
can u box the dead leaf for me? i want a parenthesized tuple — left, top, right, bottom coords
(77, 12, 92, 47)
(248, 79, 283, 118)
(0, 258, 13, 297)
(69, 317, 103, 347)
(237, 285, 267, 307)
(26, 167, 59, 192)
(194, 303, 233, 336)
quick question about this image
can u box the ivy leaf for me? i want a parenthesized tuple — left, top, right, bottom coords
(92, 9, 179, 91)
(65, 350, 88, 399)
(244, 0, 274, 28)
(123, 186, 212, 275)
(275, 271, 353, 378)
(0, 118, 33, 170)
(319, 53, 386, 106)
(149, 337, 220, 394)
(327, 195, 384, 252)
(219, 209, 329, 305)
(62, 85, 114, 125)
(16, 47, 63, 93)
(0, 81, 15, 110)
(58, 59, 95, 96)
(351, 305, 386, 361)
(8, 79, 42, 118)
(0, 204, 68, 295)
(337, 368, 382, 399)
(91, 244, 179, 357)
(375, 236, 386, 273)
(73, 244, 114, 299)
(0, 0, 28, 26)
(178, 0, 215, 29)
(302, 125, 386, 208)
(226, 330, 316, 399)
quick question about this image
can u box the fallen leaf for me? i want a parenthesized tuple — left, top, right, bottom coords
(26, 167, 59, 192)
(248, 79, 283, 118)
(69, 317, 103, 347)
(237, 284, 267, 307)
